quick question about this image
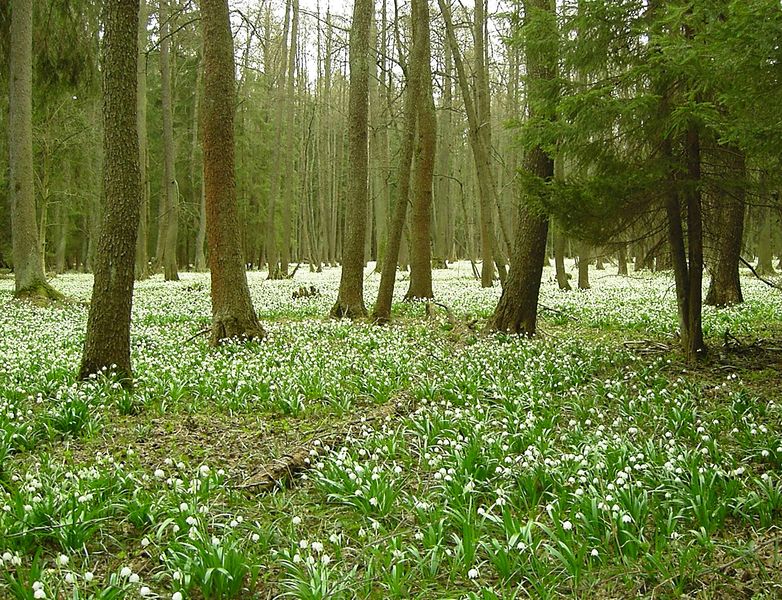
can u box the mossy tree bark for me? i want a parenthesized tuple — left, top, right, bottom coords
(8, 0, 61, 300)
(331, 0, 371, 318)
(201, 0, 265, 345)
(79, 0, 141, 382)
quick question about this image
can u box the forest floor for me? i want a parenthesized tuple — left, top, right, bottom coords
(1, 261, 782, 599)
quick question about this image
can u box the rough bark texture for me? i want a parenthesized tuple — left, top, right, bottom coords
(489, 0, 554, 334)
(331, 0, 371, 318)
(201, 0, 265, 345)
(79, 0, 141, 382)
(9, 0, 60, 299)
(705, 146, 745, 306)
(160, 0, 179, 281)
(490, 148, 551, 334)
(405, 0, 436, 300)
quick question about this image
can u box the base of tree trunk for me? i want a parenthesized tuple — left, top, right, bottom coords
(431, 258, 448, 269)
(15, 280, 64, 302)
(705, 279, 743, 307)
(210, 316, 265, 346)
(404, 291, 434, 301)
(331, 300, 367, 319)
(267, 267, 286, 280)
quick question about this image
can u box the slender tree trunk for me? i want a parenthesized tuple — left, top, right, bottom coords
(201, 0, 264, 344)
(439, 0, 505, 286)
(192, 59, 208, 271)
(135, 0, 150, 279)
(79, 0, 141, 381)
(578, 242, 590, 289)
(372, 0, 420, 322)
(160, 0, 179, 280)
(553, 222, 571, 290)
(265, 0, 292, 279)
(617, 243, 628, 275)
(8, 0, 60, 299)
(279, 0, 299, 277)
(757, 177, 776, 275)
(331, 0, 371, 318)
(405, 0, 436, 300)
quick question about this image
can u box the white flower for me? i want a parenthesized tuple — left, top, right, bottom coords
(591, 548, 599, 557)
(562, 520, 573, 531)
(139, 586, 151, 597)
(57, 554, 69, 566)
(311, 541, 324, 552)
(33, 582, 44, 591)
(34, 590, 46, 599)
(621, 514, 632, 524)
(467, 567, 479, 579)
(321, 554, 331, 565)
(65, 573, 76, 584)
(251, 533, 260, 542)
(120, 567, 132, 578)
(84, 571, 94, 582)
(292, 516, 302, 525)
(141, 537, 150, 548)
(129, 573, 140, 584)
(154, 469, 165, 478)
(172, 593, 183, 600)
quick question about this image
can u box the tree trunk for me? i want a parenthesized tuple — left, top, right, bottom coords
(757, 179, 776, 275)
(160, 0, 179, 280)
(578, 242, 590, 289)
(135, 0, 150, 280)
(705, 145, 745, 306)
(264, 0, 292, 279)
(617, 243, 628, 275)
(490, 0, 554, 334)
(8, 0, 60, 299)
(553, 221, 571, 290)
(331, 0, 371, 318)
(372, 0, 421, 321)
(439, 0, 506, 287)
(79, 0, 141, 381)
(201, 0, 264, 344)
(405, 0, 436, 300)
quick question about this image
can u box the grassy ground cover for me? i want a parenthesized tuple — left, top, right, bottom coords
(1, 263, 781, 599)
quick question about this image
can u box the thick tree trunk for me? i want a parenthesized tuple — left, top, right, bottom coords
(8, 0, 60, 299)
(201, 0, 264, 345)
(705, 146, 745, 306)
(160, 0, 179, 280)
(331, 0, 371, 318)
(79, 0, 141, 381)
(405, 0, 436, 300)
(490, 0, 554, 334)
